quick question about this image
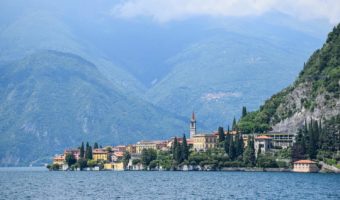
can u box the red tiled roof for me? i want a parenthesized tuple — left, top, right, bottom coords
(114, 151, 124, 157)
(294, 160, 316, 164)
(255, 135, 272, 140)
(92, 149, 108, 154)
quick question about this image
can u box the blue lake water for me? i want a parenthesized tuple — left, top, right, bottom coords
(0, 167, 340, 200)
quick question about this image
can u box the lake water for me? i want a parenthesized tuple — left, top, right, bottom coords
(0, 168, 340, 200)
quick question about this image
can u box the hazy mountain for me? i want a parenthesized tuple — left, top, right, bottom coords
(0, 0, 334, 165)
(0, 51, 186, 166)
(146, 28, 325, 129)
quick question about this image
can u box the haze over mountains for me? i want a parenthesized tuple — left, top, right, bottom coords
(0, 0, 335, 165)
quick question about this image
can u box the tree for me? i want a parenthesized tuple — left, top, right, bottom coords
(243, 136, 256, 167)
(122, 151, 131, 168)
(228, 139, 236, 160)
(80, 142, 85, 158)
(218, 126, 225, 143)
(94, 142, 99, 149)
(232, 117, 237, 131)
(85, 142, 93, 160)
(224, 126, 230, 154)
(235, 133, 244, 158)
(172, 137, 182, 163)
(181, 134, 189, 161)
(242, 106, 247, 118)
(65, 153, 76, 167)
(141, 149, 157, 168)
(77, 158, 87, 170)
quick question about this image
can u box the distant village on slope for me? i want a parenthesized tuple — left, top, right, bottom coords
(49, 112, 337, 173)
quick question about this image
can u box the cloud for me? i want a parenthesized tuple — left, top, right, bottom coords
(111, 0, 340, 24)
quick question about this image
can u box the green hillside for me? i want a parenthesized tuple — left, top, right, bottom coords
(0, 51, 186, 166)
(238, 24, 340, 133)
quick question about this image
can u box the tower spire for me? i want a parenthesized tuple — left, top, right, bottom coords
(190, 112, 196, 138)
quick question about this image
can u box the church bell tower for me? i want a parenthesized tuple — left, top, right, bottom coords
(190, 112, 197, 138)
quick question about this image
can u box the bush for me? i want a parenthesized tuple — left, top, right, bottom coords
(223, 161, 243, 167)
(256, 155, 278, 168)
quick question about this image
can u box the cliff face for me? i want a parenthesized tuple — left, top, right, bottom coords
(238, 24, 340, 134)
(271, 83, 340, 133)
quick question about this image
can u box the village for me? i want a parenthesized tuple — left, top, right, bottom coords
(50, 112, 321, 173)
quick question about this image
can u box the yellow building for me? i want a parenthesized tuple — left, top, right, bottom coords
(192, 134, 217, 151)
(136, 141, 166, 154)
(103, 162, 125, 171)
(53, 154, 65, 165)
(126, 144, 137, 154)
(113, 162, 125, 171)
(92, 149, 109, 161)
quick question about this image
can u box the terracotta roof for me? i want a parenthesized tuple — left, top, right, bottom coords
(294, 160, 316, 164)
(114, 151, 124, 157)
(92, 149, 108, 154)
(255, 135, 272, 140)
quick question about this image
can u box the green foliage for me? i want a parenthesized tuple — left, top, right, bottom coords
(293, 116, 340, 161)
(79, 142, 85, 159)
(87, 159, 97, 168)
(238, 25, 340, 133)
(93, 142, 99, 149)
(77, 158, 87, 170)
(122, 151, 131, 168)
(218, 127, 225, 143)
(85, 142, 93, 160)
(275, 148, 291, 159)
(181, 134, 189, 161)
(65, 154, 76, 167)
(141, 149, 157, 168)
(256, 154, 278, 168)
(243, 136, 256, 167)
(132, 159, 141, 165)
(242, 106, 247, 118)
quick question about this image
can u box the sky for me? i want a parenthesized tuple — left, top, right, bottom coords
(111, 0, 340, 24)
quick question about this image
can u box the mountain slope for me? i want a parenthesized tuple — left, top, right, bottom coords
(0, 51, 186, 166)
(238, 24, 340, 134)
(146, 31, 322, 129)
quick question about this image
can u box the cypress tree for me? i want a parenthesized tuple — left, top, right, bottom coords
(94, 142, 99, 149)
(242, 106, 247, 118)
(224, 126, 230, 154)
(218, 126, 225, 143)
(229, 139, 236, 160)
(236, 133, 244, 157)
(232, 117, 237, 131)
(181, 134, 189, 161)
(80, 142, 85, 158)
(243, 136, 256, 166)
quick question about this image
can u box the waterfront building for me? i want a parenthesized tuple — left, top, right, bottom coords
(192, 134, 218, 152)
(113, 145, 126, 152)
(92, 149, 109, 161)
(136, 140, 167, 154)
(53, 154, 65, 165)
(103, 162, 125, 171)
(254, 135, 272, 155)
(64, 149, 80, 160)
(126, 144, 137, 154)
(262, 132, 294, 148)
(293, 160, 319, 173)
(111, 151, 124, 161)
(167, 137, 193, 149)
